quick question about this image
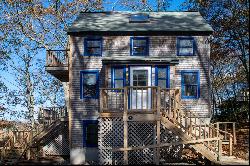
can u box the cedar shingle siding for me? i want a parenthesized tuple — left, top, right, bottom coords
(69, 35, 211, 150)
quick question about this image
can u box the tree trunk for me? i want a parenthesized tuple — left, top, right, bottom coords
(63, 82, 70, 115)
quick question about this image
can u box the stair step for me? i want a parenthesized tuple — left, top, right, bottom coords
(162, 117, 221, 163)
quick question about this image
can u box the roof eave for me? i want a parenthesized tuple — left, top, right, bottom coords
(67, 30, 213, 36)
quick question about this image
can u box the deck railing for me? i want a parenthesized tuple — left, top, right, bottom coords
(100, 88, 124, 112)
(46, 49, 69, 67)
(100, 86, 165, 113)
(212, 122, 236, 145)
(38, 106, 68, 126)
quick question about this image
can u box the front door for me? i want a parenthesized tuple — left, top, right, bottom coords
(130, 66, 151, 110)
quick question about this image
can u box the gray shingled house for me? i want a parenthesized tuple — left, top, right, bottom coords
(45, 11, 234, 165)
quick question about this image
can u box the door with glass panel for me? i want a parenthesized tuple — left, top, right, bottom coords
(130, 66, 151, 110)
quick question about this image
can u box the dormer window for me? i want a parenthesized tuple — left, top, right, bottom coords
(129, 13, 150, 23)
(130, 37, 149, 56)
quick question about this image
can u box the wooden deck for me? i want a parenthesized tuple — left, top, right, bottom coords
(99, 86, 238, 164)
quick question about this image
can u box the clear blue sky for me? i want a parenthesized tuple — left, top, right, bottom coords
(104, 0, 185, 11)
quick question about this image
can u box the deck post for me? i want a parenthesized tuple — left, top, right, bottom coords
(100, 89, 103, 112)
(224, 123, 227, 140)
(233, 122, 236, 145)
(229, 135, 233, 156)
(1, 147, 5, 160)
(216, 122, 219, 137)
(13, 131, 16, 144)
(123, 87, 128, 165)
(156, 86, 161, 165)
(185, 113, 188, 133)
(218, 140, 222, 161)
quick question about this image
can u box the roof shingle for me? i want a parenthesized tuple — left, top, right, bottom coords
(67, 11, 213, 35)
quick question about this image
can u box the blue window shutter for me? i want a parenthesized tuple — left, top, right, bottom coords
(130, 37, 133, 56)
(167, 65, 170, 88)
(111, 66, 126, 88)
(197, 70, 200, 98)
(155, 66, 170, 88)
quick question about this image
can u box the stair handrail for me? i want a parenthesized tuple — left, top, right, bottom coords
(160, 88, 222, 159)
(170, 88, 235, 158)
(17, 119, 61, 162)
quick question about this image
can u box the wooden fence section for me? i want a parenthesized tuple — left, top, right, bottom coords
(46, 49, 69, 67)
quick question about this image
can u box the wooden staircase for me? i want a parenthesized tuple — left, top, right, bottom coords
(0, 120, 63, 165)
(161, 116, 219, 163)
(160, 88, 233, 164)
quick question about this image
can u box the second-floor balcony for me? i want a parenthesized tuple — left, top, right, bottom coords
(45, 49, 69, 82)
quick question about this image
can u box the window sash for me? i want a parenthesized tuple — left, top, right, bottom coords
(80, 71, 99, 99)
(131, 37, 149, 56)
(177, 38, 194, 56)
(183, 85, 198, 96)
(181, 71, 199, 99)
(84, 38, 102, 56)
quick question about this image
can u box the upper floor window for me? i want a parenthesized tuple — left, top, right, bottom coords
(155, 66, 170, 88)
(80, 70, 99, 99)
(181, 70, 200, 99)
(83, 120, 98, 147)
(177, 37, 195, 56)
(112, 67, 126, 88)
(130, 37, 149, 56)
(84, 38, 102, 56)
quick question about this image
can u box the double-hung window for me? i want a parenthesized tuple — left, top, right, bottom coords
(80, 70, 99, 99)
(177, 37, 195, 56)
(130, 37, 149, 56)
(112, 67, 126, 88)
(156, 66, 170, 88)
(181, 70, 200, 99)
(84, 38, 102, 56)
(83, 120, 98, 147)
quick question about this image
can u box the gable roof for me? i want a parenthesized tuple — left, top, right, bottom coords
(67, 11, 213, 35)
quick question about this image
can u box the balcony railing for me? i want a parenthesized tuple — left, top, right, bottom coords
(100, 86, 180, 113)
(46, 49, 69, 67)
